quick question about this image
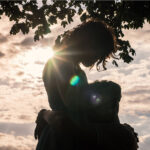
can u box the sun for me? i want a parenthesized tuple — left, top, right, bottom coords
(33, 46, 55, 63)
(21, 46, 55, 64)
(20, 46, 55, 78)
(49, 48, 55, 58)
(40, 46, 55, 60)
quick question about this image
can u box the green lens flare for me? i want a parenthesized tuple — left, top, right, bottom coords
(96, 98, 100, 103)
(70, 75, 80, 86)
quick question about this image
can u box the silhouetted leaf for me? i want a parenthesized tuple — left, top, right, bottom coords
(61, 21, 68, 28)
(112, 60, 118, 67)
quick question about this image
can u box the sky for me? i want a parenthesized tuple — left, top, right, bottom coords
(0, 12, 150, 150)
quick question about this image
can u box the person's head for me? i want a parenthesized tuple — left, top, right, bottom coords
(53, 18, 117, 70)
(84, 80, 121, 123)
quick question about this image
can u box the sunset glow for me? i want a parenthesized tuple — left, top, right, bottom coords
(16, 47, 54, 79)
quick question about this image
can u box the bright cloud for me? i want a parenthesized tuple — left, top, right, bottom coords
(0, 132, 36, 150)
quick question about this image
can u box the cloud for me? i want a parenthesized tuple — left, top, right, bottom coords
(0, 146, 19, 150)
(0, 132, 36, 150)
(13, 37, 35, 50)
(39, 36, 56, 47)
(123, 22, 150, 48)
(123, 87, 150, 96)
(12, 35, 55, 53)
(20, 37, 34, 48)
(0, 74, 49, 123)
(0, 122, 35, 136)
(0, 51, 5, 57)
(16, 71, 24, 76)
(0, 78, 10, 86)
(140, 135, 150, 150)
(135, 111, 150, 118)
(0, 33, 8, 44)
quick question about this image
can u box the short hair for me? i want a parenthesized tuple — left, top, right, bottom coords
(89, 80, 121, 104)
(84, 80, 121, 123)
(54, 18, 117, 70)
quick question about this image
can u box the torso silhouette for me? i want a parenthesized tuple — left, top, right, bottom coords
(38, 59, 139, 150)
(43, 57, 88, 112)
(36, 111, 138, 150)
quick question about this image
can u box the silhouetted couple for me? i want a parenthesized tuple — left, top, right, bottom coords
(34, 19, 139, 150)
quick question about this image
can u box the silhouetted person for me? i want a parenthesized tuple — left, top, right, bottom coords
(35, 81, 138, 150)
(34, 19, 138, 150)
(42, 18, 117, 113)
(39, 19, 117, 134)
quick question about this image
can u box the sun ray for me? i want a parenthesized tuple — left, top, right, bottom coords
(53, 55, 69, 63)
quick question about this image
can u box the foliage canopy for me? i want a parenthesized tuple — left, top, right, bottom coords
(0, 1, 150, 66)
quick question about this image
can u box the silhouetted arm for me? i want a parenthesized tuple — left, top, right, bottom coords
(43, 58, 75, 110)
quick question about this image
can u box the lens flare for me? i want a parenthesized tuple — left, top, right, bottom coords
(49, 49, 55, 58)
(91, 94, 101, 105)
(70, 75, 80, 86)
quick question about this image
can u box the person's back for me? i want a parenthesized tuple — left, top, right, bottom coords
(35, 80, 138, 150)
(36, 111, 138, 150)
